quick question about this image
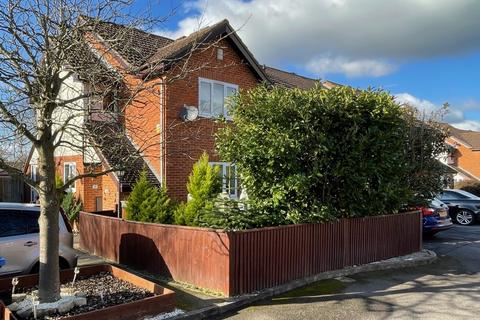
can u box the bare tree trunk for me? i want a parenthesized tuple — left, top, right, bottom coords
(37, 143, 61, 302)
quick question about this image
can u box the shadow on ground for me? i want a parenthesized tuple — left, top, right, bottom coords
(216, 225, 480, 320)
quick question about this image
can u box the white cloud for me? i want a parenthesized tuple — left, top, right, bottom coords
(307, 56, 396, 77)
(395, 93, 480, 131)
(158, 0, 480, 77)
(462, 99, 480, 111)
(395, 93, 440, 115)
(451, 120, 480, 131)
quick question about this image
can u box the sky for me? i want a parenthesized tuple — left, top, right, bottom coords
(138, 0, 480, 130)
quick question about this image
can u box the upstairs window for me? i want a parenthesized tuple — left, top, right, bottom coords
(64, 162, 77, 192)
(199, 78, 238, 118)
(216, 48, 224, 60)
(210, 162, 239, 198)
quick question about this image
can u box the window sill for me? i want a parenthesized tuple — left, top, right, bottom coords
(198, 114, 233, 121)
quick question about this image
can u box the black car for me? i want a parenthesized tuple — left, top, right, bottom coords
(438, 189, 480, 226)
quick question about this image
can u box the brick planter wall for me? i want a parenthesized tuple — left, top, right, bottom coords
(79, 211, 421, 296)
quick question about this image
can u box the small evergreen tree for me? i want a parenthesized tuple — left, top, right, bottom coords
(61, 192, 82, 225)
(139, 185, 172, 223)
(125, 170, 151, 221)
(174, 152, 222, 226)
(55, 175, 66, 204)
(126, 169, 173, 223)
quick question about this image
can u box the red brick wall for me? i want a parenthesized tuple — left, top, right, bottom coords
(55, 155, 85, 204)
(53, 155, 119, 212)
(124, 77, 162, 176)
(83, 33, 262, 202)
(82, 167, 119, 212)
(163, 39, 260, 200)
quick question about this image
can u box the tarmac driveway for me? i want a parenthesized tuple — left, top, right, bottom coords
(218, 225, 480, 320)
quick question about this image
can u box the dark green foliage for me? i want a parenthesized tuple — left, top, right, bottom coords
(199, 198, 265, 230)
(55, 175, 65, 204)
(456, 181, 480, 197)
(61, 192, 82, 224)
(174, 152, 222, 226)
(216, 85, 446, 226)
(126, 169, 172, 223)
(125, 170, 150, 221)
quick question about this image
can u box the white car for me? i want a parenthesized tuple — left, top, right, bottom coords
(0, 203, 78, 276)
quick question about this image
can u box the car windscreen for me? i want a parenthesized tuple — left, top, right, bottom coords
(440, 190, 468, 200)
(453, 189, 480, 200)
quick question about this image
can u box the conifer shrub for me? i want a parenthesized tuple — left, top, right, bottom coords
(126, 169, 172, 223)
(61, 192, 82, 225)
(174, 152, 222, 226)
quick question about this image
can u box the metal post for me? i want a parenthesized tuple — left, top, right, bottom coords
(118, 181, 122, 219)
(116, 170, 124, 219)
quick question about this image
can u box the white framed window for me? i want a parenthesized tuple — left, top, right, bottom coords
(210, 162, 239, 198)
(216, 48, 224, 60)
(63, 162, 77, 192)
(198, 78, 238, 119)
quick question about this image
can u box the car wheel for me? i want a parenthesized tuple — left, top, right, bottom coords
(455, 210, 475, 226)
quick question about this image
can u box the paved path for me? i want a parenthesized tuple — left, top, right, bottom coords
(217, 225, 480, 320)
(73, 233, 106, 266)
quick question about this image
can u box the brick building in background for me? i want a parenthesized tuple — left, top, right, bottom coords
(442, 124, 480, 186)
(25, 18, 334, 213)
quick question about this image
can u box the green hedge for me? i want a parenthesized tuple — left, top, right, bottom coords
(216, 85, 446, 226)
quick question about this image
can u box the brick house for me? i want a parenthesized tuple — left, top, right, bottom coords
(25, 18, 331, 213)
(442, 124, 480, 186)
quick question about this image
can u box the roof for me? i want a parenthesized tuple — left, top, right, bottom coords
(144, 19, 230, 67)
(263, 66, 342, 90)
(446, 164, 480, 181)
(84, 17, 269, 82)
(81, 17, 174, 68)
(445, 124, 480, 150)
(440, 162, 459, 175)
(321, 80, 343, 89)
(86, 122, 160, 190)
(263, 66, 320, 89)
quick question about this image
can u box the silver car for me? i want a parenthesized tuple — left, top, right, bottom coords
(0, 203, 78, 276)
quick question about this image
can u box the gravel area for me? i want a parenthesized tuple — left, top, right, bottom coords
(16, 272, 154, 320)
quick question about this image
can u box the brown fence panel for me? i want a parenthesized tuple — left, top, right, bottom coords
(80, 211, 421, 296)
(79, 212, 231, 295)
(229, 211, 421, 295)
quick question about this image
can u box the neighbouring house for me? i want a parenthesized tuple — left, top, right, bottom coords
(441, 124, 480, 186)
(0, 169, 25, 202)
(25, 18, 336, 213)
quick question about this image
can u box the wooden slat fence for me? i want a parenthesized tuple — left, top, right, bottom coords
(229, 212, 421, 294)
(80, 213, 231, 295)
(79, 211, 421, 296)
